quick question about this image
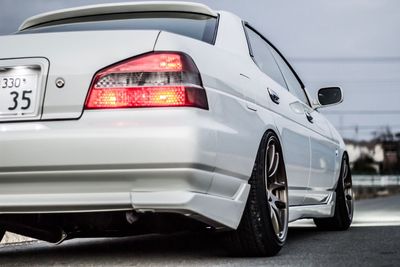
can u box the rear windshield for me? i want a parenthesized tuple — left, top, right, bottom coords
(20, 12, 218, 44)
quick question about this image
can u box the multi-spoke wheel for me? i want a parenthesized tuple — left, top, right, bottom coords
(225, 131, 288, 257)
(314, 154, 353, 230)
(342, 158, 354, 220)
(265, 136, 288, 242)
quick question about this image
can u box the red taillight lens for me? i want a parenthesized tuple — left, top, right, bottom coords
(87, 86, 185, 108)
(85, 52, 208, 109)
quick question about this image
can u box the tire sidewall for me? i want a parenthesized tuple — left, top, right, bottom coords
(253, 131, 288, 247)
(336, 154, 353, 227)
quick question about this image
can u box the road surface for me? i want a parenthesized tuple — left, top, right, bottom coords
(1, 195, 399, 266)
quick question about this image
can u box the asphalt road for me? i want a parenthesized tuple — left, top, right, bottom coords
(1, 195, 399, 267)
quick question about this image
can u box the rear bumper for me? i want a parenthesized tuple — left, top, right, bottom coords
(0, 109, 249, 228)
(0, 166, 249, 229)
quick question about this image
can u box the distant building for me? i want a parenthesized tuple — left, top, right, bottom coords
(381, 140, 400, 174)
(345, 138, 400, 174)
(345, 139, 383, 174)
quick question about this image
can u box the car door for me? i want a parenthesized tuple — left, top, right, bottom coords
(244, 25, 313, 206)
(268, 47, 338, 205)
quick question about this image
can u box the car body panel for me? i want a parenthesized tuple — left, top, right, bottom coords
(238, 61, 312, 206)
(155, 30, 265, 180)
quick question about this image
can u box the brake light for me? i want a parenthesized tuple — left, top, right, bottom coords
(85, 52, 208, 109)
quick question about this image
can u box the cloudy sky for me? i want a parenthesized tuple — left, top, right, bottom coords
(1, 0, 399, 140)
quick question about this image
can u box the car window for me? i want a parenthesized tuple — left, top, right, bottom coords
(20, 12, 218, 44)
(244, 26, 287, 88)
(269, 48, 310, 106)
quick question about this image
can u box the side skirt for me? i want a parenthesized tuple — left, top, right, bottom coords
(288, 192, 336, 222)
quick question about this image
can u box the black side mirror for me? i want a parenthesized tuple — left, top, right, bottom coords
(317, 87, 343, 107)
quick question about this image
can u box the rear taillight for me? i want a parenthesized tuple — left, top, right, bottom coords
(85, 52, 208, 109)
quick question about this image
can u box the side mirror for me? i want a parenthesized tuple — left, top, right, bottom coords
(316, 87, 343, 108)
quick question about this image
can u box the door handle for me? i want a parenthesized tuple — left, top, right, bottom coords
(305, 110, 314, 123)
(267, 88, 280, 104)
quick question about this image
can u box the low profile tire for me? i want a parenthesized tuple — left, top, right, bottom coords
(225, 131, 289, 257)
(314, 154, 354, 230)
(0, 230, 4, 242)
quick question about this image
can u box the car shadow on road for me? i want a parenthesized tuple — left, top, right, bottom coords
(1, 225, 399, 266)
(0, 226, 326, 259)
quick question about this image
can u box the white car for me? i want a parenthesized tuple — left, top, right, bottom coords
(0, 2, 353, 256)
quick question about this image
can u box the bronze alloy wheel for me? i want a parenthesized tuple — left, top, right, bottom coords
(341, 156, 354, 221)
(265, 136, 288, 241)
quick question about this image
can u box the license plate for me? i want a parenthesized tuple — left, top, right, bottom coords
(0, 66, 40, 118)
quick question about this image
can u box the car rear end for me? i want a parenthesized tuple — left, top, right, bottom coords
(0, 2, 250, 240)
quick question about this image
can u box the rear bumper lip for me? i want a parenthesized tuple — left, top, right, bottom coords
(0, 166, 249, 229)
(131, 185, 250, 229)
(0, 188, 250, 230)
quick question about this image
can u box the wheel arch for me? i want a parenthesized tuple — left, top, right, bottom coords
(334, 150, 350, 190)
(254, 127, 289, 186)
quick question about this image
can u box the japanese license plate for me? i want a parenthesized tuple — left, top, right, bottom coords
(0, 66, 40, 118)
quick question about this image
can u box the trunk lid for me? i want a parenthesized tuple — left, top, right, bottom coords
(0, 30, 159, 121)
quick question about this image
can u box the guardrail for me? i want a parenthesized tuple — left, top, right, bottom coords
(352, 175, 400, 199)
(352, 175, 400, 187)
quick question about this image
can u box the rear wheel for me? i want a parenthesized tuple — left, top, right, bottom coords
(225, 131, 288, 257)
(314, 154, 353, 230)
(0, 230, 4, 242)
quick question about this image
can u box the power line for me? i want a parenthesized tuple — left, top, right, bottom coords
(337, 125, 400, 131)
(339, 128, 400, 132)
(323, 110, 400, 115)
(290, 57, 400, 63)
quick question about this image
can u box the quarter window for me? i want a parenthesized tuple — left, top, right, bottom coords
(244, 26, 287, 88)
(269, 48, 310, 106)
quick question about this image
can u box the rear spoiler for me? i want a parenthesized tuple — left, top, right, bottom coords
(19, 1, 218, 31)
